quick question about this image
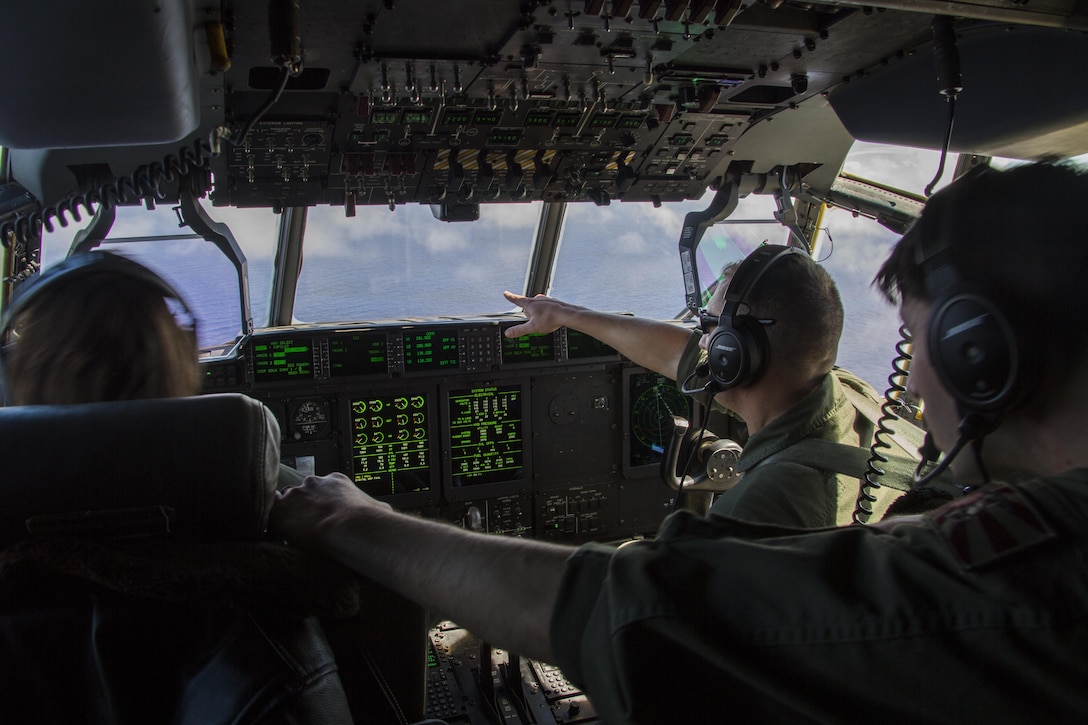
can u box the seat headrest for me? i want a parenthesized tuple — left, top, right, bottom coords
(0, 394, 281, 547)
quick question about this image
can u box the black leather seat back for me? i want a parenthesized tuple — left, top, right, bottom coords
(0, 393, 366, 723)
(0, 393, 280, 547)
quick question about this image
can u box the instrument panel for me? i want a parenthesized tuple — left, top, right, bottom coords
(202, 318, 692, 543)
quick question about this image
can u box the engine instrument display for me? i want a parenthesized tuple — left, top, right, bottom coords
(252, 337, 314, 381)
(448, 383, 524, 487)
(348, 392, 432, 496)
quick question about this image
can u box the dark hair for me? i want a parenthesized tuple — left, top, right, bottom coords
(874, 163, 1088, 368)
(747, 253, 844, 374)
(6, 269, 199, 405)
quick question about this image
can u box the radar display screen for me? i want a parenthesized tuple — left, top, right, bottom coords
(628, 371, 691, 467)
(252, 338, 314, 381)
(329, 332, 388, 377)
(349, 393, 432, 496)
(501, 329, 555, 364)
(448, 384, 524, 487)
(403, 329, 459, 372)
(565, 329, 618, 359)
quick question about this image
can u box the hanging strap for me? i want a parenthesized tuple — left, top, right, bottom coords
(753, 438, 964, 499)
(752, 439, 918, 492)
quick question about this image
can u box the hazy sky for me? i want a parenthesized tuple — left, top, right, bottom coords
(40, 142, 1083, 390)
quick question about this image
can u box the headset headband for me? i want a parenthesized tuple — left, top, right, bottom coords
(720, 244, 805, 321)
(1, 251, 196, 348)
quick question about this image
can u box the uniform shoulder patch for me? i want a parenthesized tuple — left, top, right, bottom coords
(929, 481, 1057, 569)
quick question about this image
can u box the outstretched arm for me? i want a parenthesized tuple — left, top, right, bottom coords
(503, 291, 693, 380)
(270, 473, 573, 663)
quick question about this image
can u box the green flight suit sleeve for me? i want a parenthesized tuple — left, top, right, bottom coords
(549, 478, 1088, 724)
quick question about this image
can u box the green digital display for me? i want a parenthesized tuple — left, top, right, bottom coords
(371, 108, 399, 124)
(501, 329, 555, 363)
(403, 109, 433, 125)
(526, 111, 554, 127)
(618, 114, 645, 129)
(448, 384, 524, 487)
(628, 370, 692, 468)
(443, 108, 471, 125)
(252, 338, 313, 381)
(590, 113, 617, 128)
(487, 128, 523, 145)
(404, 329, 459, 371)
(554, 112, 580, 127)
(565, 329, 618, 359)
(473, 109, 502, 125)
(707, 134, 729, 146)
(329, 333, 388, 377)
(669, 134, 694, 146)
(349, 393, 432, 496)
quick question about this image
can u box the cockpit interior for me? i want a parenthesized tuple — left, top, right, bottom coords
(1, 1, 1086, 722)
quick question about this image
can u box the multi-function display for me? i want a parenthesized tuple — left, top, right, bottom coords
(349, 392, 432, 497)
(252, 338, 313, 381)
(448, 384, 524, 487)
(329, 332, 388, 377)
(403, 329, 459, 372)
(500, 329, 555, 364)
(565, 329, 618, 360)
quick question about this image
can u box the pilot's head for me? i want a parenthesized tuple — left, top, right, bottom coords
(875, 162, 1088, 483)
(698, 246, 844, 387)
(1, 252, 200, 405)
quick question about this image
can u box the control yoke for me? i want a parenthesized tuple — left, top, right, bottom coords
(662, 415, 743, 493)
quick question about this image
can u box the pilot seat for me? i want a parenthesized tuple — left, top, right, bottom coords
(0, 393, 428, 724)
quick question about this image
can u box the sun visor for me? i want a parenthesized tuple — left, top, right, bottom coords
(0, 1, 200, 149)
(828, 25, 1088, 161)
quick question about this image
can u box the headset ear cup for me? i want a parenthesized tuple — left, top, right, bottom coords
(707, 319, 766, 389)
(927, 291, 1023, 411)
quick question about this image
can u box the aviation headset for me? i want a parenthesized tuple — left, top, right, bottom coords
(0, 251, 197, 398)
(914, 216, 1033, 417)
(700, 244, 806, 390)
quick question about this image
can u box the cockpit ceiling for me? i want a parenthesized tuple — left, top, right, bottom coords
(2, 1, 1087, 212)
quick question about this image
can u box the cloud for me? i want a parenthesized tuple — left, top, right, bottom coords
(841, 141, 955, 195)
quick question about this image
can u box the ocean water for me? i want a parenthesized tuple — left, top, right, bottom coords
(211, 250, 904, 396)
(43, 202, 906, 395)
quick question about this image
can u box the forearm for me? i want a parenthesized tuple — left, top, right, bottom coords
(326, 504, 572, 662)
(504, 291, 693, 379)
(562, 307, 692, 380)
